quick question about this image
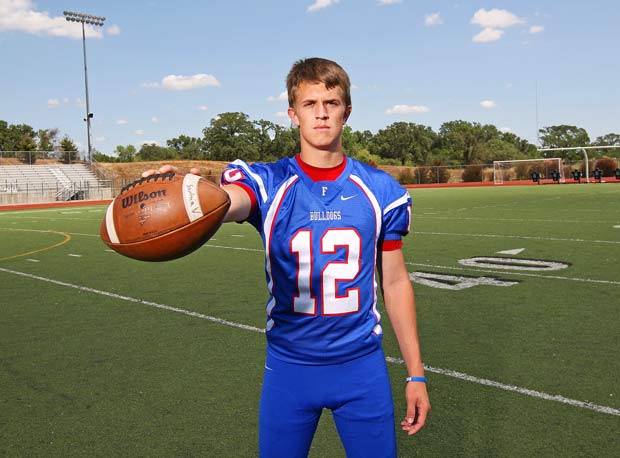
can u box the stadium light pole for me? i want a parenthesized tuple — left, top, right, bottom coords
(63, 11, 106, 163)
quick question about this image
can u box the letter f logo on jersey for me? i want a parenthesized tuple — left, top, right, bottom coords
(223, 168, 244, 183)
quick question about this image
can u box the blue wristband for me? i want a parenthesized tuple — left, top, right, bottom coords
(405, 376, 427, 383)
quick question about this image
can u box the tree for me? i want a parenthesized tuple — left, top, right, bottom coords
(137, 143, 176, 161)
(59, 135, 79, 163)
(263, 124, 299, 161)
(438, 120, 502, 164)
(538, 125, 590, 159)
(37, 128, 59, 155)
(93, 152, 118, 162)
(500, 131, 539, 158)
(0, 121, 36, 154)
(370, 122, 437, 165)
(167, 135, 205, 160)
(592, 133, 620, 158)
(114, 144, 137, 162)
(342, 126, 374, 156)
(202, 112, 260, 162)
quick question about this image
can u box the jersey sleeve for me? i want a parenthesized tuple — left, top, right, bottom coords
(221, 159, 269, 227)
(380, 186, 411, 249)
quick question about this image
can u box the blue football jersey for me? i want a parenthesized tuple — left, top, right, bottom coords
(221, 156, 411, 364)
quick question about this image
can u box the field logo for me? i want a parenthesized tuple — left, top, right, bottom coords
(410, 271, 519, 290)
(458, 257, 570, 271)
(410, 256, 570, 290)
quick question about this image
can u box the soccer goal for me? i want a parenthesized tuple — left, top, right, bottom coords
(493, 158, 564, 184)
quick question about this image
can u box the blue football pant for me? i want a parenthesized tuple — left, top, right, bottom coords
(259, 348, 397, 458)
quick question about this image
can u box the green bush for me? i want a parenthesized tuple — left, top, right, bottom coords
(398, 168, 418, 185)
(462, 165, 484, 182)
(594, 157, 618, 177)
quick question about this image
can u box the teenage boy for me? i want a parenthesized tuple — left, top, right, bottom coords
(144, 57, 430, 457)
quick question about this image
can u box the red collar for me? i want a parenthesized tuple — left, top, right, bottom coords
(295, 155, 346, 182)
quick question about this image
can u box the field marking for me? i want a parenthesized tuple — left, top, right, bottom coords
(417, 215, 619, 225)
(409, 262, 620, 286)
(0, 228, 71, 261)
(386, 356, 620, 417)
(0, 266, 618, 418)
(496, 248, 525, 255)
(414, 230, 620, 245)
(204, 244, 620, 286)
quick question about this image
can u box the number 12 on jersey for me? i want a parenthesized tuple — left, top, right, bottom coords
(290, 228, 362, 316)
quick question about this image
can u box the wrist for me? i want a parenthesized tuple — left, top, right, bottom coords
(405, 376, 427, 383)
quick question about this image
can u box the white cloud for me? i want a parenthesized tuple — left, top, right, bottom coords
(47, 97, 83, 108)
(499, 127, 512, 133)
(307, 0, 339, 13)
(275, 111, 288, 118)
(386, 105, 430, 115)
(95, 136, 106, 142)
(196, 105, 209, 111)
(141, 82, 160, 88)
(116, 119, 128, 125)
(134, 130, 144, 135)
(425, 13, 443, 27)
(161, 74, 220, 91)
(268, 91, 288, 102)
(480, 100, 497, 108)
(0, 0, 103, 39)
(151, 117, 159, 123)
(473, 27, 504, 43)
(378, 0, 402, 5)
(506, 82, 513, 89)
(471, 8, 524, 28)
(106, 24, 121, 36)
(529, 25, 544, 34)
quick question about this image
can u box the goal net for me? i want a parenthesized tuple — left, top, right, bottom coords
(493, 158, 564, 184)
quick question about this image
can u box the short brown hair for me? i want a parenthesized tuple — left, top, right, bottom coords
(286, 57, 351, 107)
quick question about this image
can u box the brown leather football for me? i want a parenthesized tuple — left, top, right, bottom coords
(100, 172, 230, 261)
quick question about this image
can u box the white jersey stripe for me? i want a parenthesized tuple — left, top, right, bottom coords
(349, 174, 382, 327)
(384, 191, 410, 215)
(264, 175, 299, 319)
(230, 159, 269, 203)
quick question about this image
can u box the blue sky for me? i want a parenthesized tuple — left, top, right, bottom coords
(1, 0, 618, 154)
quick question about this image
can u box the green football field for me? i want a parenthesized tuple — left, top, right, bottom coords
(1, 183, 619, 457)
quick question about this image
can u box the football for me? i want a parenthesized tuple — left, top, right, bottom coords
(100, 172, 230, 261)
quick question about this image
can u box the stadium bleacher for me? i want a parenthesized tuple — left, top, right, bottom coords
(0, 164, 112, 204)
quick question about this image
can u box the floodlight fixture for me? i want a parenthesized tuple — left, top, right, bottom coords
(63, 10, 106, 162)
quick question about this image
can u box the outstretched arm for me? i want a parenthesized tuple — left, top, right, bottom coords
(378, 248, 430, 436)
(141, 165, 251, 223)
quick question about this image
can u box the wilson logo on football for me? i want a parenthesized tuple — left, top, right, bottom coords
(121, 189, 167, 208)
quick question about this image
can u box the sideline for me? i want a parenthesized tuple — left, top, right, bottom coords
(0, 266, 618, 418)
(0, 200, 111, 212)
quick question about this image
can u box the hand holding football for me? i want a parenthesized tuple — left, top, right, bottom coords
(100, 172, 230, 261)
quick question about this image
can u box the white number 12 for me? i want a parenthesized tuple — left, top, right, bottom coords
(290, 228, 361, 316)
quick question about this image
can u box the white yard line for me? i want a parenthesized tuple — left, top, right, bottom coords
(414, 230, 620, 245)
(0, 266, 618, 418)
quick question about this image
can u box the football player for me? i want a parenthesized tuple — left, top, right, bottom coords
(145, 57, 430, 457)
